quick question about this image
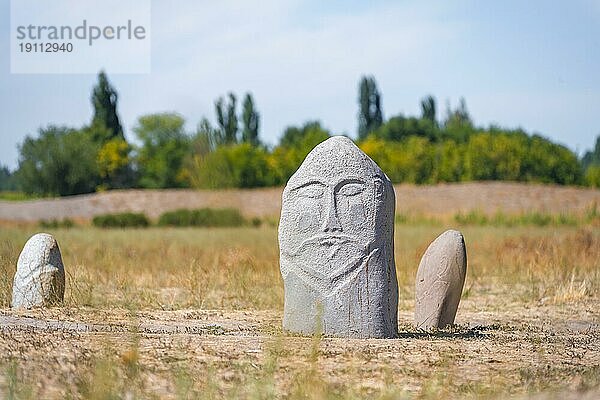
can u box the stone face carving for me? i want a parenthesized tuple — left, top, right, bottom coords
(279, 136, 398, 338)
(12, 233, 65, 309)
(415, 230, 467, 329)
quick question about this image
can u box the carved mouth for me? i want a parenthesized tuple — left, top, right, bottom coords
(285, 234, 359, 256)
(318, 236, 350, 246)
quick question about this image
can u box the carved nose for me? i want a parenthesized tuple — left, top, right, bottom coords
(322, 196, 342, 232)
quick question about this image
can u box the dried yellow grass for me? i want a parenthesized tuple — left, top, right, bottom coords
(1, 225, 598, 310)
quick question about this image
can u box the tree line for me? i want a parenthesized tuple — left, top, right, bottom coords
(1, 72, 599, 196)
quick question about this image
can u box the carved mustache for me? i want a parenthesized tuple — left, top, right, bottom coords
(283, 233, 366, 257)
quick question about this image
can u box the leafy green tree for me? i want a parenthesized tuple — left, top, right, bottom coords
(358, 136, 390, 174)
(242, 93, 260, 146)
(228, 143, 274, 187)
(581, 135, 600, 187)
(420, 95, 437, 124)
(271, 121, 331, 183)
(279, 126, 305, 148)
(370, 114, 439, 142)
(357, 76, 383, 139)
(188, 143, 274, 189)
(186, 146, 235, 189)
(191, 118, 224, 156)
(180, 118, 226, 187)
(279, 121, 326, 147)
(490, 133, 529, 180)
(88, 71, 135, 189)
(585, 165, 600, 188)
(360, 136, 434, 183)
(460, 132, 581, 184)
(399, 137, 435, 183)
(97, 138, 135, 190)
(91, 71, 124, 143)
(0, 165, 17, 191)
(523, 135, 582, 185)
(582, 135, 600, 169)
(215, 93, 238, 144)
(134, 113, 190, 188)
(16, 126, 100, 196)
(462, 133, 493, 181)
(432, 140, 463, 182)
(443, 98, 474, 142)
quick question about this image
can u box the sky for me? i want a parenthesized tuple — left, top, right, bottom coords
(1, 0, 599, 169)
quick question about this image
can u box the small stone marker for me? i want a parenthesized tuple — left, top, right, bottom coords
(279, 136, 398, 338)
(415, 230, 467, 329)
(12, 233, 65, 309)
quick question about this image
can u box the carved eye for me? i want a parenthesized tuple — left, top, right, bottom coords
(338, 183, 365, 197)
(374, 178, 384, 199)
(296, 183, 325, 199)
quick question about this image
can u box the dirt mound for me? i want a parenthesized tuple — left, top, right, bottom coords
(0, 182, 598, 222)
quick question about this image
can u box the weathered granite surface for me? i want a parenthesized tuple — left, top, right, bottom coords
(279, 136, 398, 338)
(12, 233, 65, 309)
(415, 230, 467, 329)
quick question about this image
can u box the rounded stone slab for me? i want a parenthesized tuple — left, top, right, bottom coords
(415, 230, 467, 329)
(279, 136, 398, 338)
(12, 233, 65, 309)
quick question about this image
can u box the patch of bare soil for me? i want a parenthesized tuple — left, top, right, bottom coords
(1, 182, 599, 222)
(0, 295, 598, 399)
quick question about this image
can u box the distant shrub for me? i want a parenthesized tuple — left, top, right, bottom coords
(250, 217, 262, 227)
(39, 218, 75, 229)
(0, 191, 39, 201)
(489, 212, 513, 227)
(394, 213, 442, 226)
(454, 210, 488, 225)
(93, 212, 150, 228)
(158, 208, 246, 227)
(455, 210, 582, 227)
(554, 213, 578, 226)
(520, 212, 552, 226)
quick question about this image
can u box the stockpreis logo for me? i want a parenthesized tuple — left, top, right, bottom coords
(10, 0, 151, 74)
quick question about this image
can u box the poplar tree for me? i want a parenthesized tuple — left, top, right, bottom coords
(357, 75, 383, 139)
(215, 93, 239, 144)
(91, 71, 124, 143)
(420, 95, 437, 124)
(242, 93, 260, 146)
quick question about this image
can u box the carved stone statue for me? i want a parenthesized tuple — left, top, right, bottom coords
(12, 233, 65, 309)
(279, 136, 398, 338)
(414, 230, 467, 329)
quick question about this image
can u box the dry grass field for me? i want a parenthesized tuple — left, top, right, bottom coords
(0, 221, 598, 399)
